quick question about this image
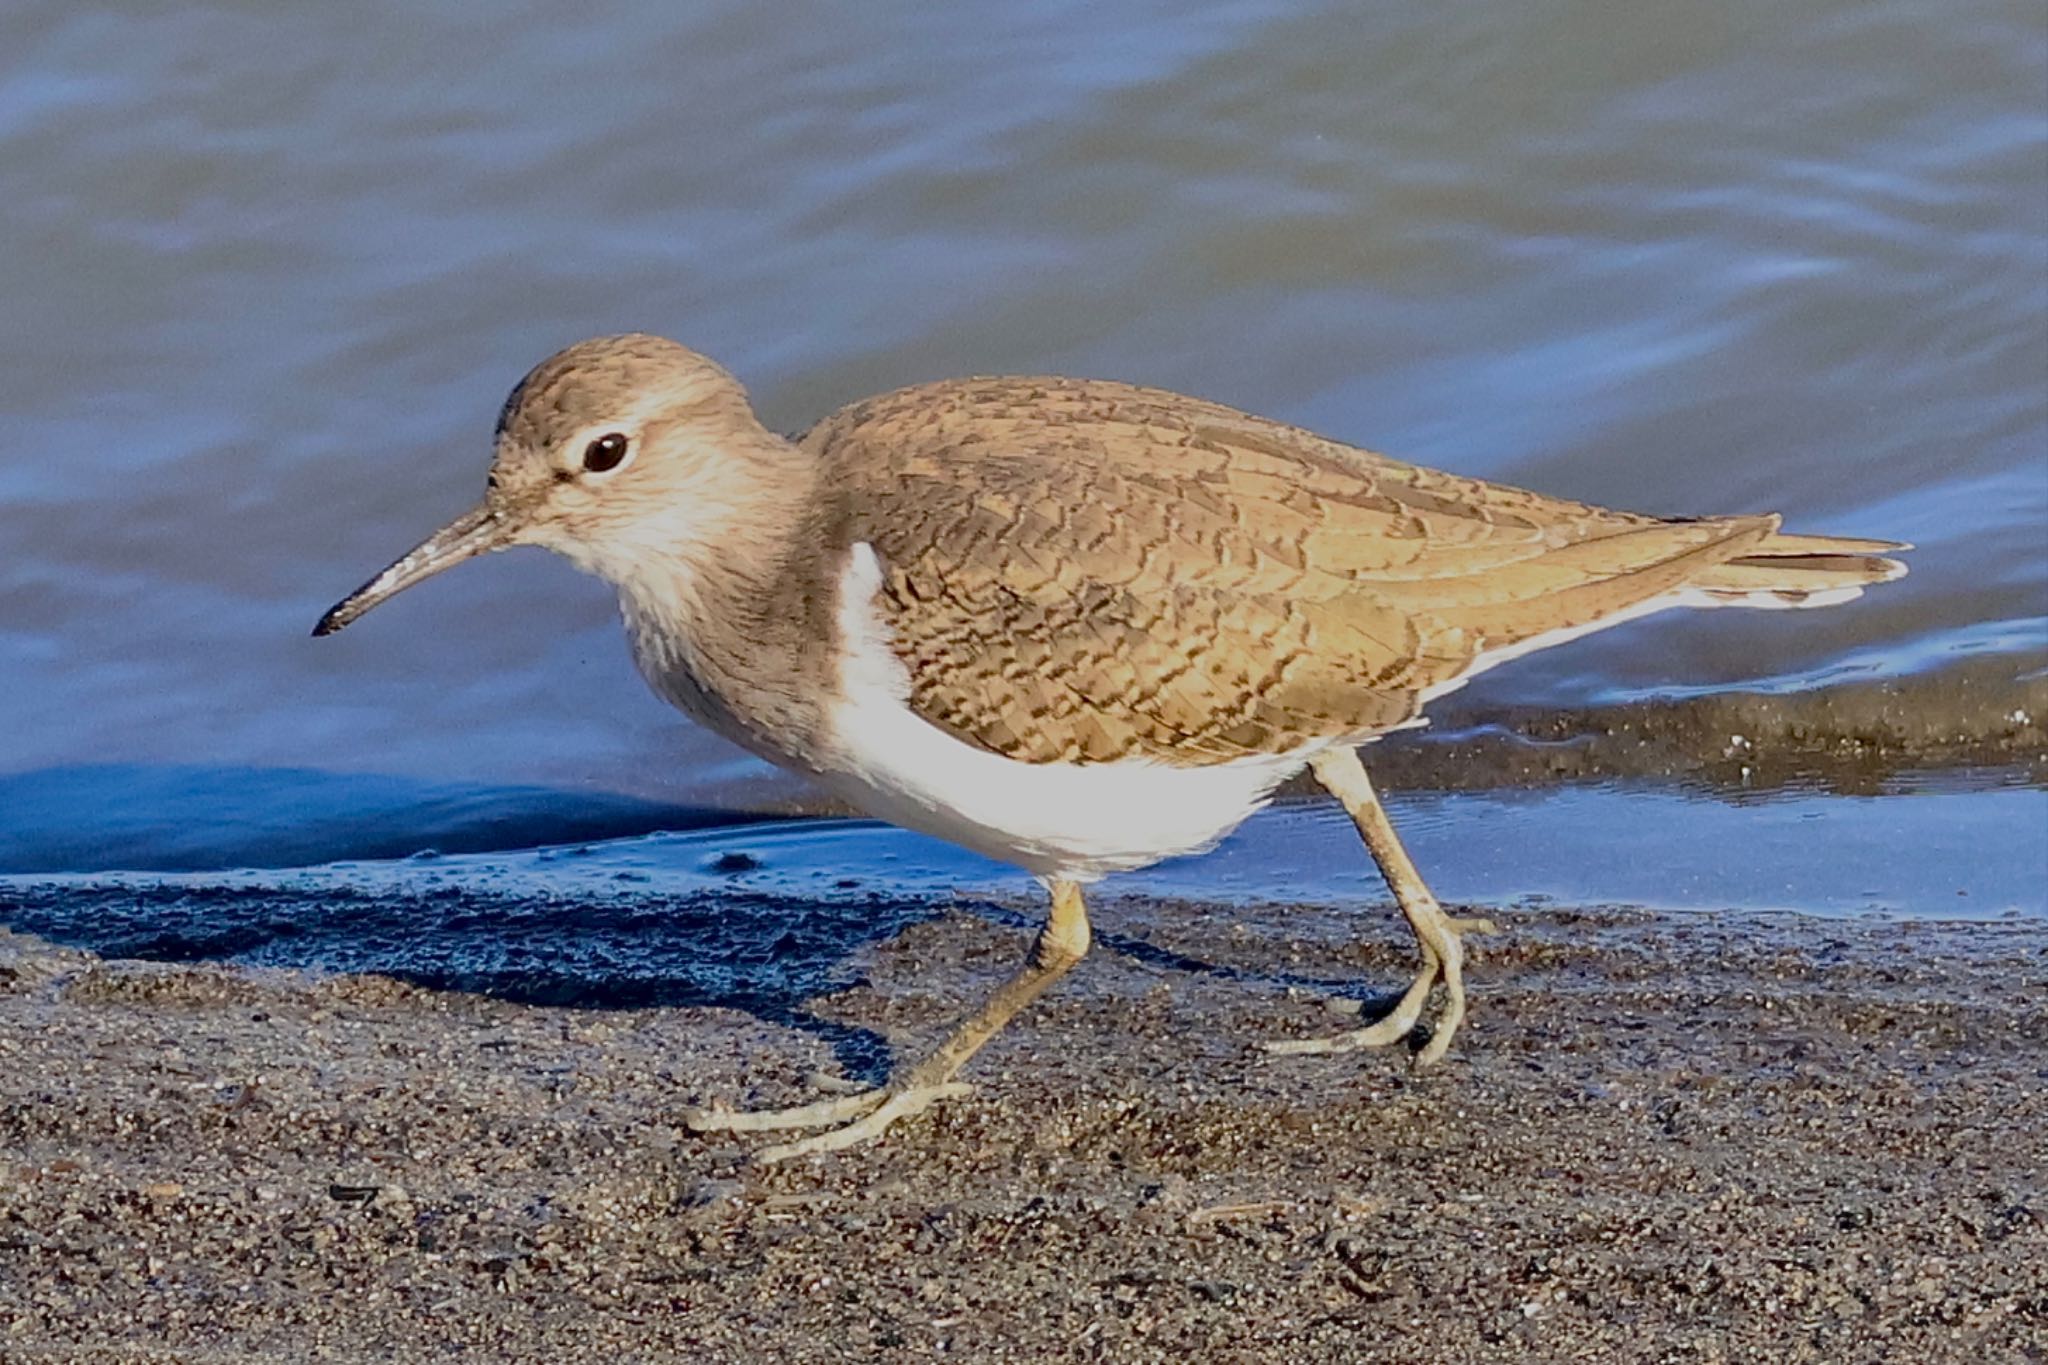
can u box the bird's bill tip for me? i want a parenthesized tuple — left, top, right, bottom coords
(312, 503, 508, 638)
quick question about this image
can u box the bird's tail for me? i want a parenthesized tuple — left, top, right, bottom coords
(1679, 532, 1910, 609)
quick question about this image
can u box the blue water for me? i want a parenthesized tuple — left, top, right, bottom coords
(0, 0, 2042, 936)
(6, 782, 2040, 953)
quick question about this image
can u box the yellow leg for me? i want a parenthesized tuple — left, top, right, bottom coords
(686, 879, 1093, 1160)
(1263, 746, 1496, 1065)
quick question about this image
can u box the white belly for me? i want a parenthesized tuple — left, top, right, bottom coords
(816, 717, 1311, 882)
(823, 544, 1317, 881)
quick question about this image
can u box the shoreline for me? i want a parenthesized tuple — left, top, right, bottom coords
(2, 897, 2041, 1361)
(2, 652, 2043, 880)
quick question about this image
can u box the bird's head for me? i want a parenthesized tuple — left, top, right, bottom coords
(314, 333, 778, 637)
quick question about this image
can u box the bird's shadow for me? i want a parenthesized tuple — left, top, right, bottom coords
(0, 879, 932, 1082)
(0, 882, 1406, 1088)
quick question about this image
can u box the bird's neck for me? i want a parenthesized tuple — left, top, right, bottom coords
(603, 434, 847, 766)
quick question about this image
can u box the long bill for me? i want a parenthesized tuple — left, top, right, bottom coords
(312, 503, 512, 637)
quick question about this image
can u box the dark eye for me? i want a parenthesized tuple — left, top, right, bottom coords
(582, 432, 630, 473)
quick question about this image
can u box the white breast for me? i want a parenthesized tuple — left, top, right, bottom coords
(821, 544, 1316, 882)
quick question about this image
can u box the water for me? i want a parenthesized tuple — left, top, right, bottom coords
(1, 2, 2043, 900)
(20, 785, 2038, 919)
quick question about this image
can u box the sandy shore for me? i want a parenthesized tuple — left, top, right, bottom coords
(1, 898, 2041, 1362)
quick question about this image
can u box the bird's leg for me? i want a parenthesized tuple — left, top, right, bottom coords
(1263, 745, 1497, 1065)
(686, 879, 1093, 1160)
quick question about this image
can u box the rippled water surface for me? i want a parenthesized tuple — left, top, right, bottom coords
(0, 1, 2042, 880)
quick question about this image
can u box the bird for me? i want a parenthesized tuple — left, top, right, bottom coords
(315, 333, 1909, 1160)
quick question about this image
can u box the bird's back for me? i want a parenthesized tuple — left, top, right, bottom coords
(800, 376, 1904, 765)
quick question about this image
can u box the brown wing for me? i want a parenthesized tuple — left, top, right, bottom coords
(802, 376, 1779, 765)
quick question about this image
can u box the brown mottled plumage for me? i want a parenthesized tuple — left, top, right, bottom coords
(316, 334, 1908, 1160)
(808, 375, 1900, 764)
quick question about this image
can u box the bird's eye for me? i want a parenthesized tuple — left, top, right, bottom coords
(582, 432, 630, 473)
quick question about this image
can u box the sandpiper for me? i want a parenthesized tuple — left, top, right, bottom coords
(316, 333, 1908, 1159)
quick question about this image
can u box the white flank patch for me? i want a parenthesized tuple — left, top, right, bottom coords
(823, 544, 1316, 881)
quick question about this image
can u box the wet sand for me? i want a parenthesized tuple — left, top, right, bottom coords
(1, 899, 2042, 1362)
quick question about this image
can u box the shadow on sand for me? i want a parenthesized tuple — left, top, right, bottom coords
(0, 878, 932, 1083)
(0, 878, 1417, 1085)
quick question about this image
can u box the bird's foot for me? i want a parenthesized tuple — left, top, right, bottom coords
(1261, 962, 1438, 1057)
(1317, 913, 1501, 1021)
(1261, 914, 1498, 1065)
(683, 1081, 974, 1161)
